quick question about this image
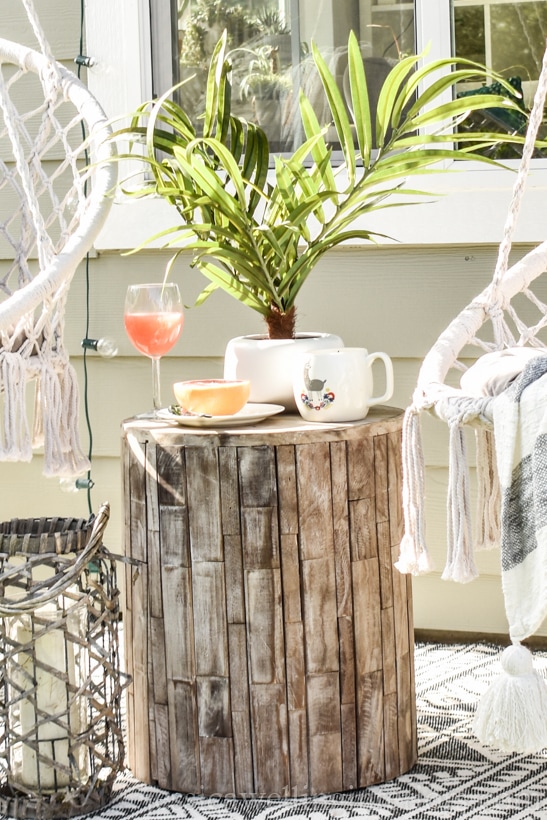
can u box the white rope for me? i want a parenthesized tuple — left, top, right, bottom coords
(38, 363, 90, 477)
(20, 0, 58, 68)
(489, 39, 547, 344)
(442, 420, 477, 583)
(0, 353, 32, 461)
(395, 406, 434, 575)
(398, 389, 495, 582)
(396, 39, 547, 756)
(474, 428, 500, 550)
(0, 1, 115, 476)
(399, 40, 547, 581)
(436, 395, 494, 582)
(0, 69, 55, 271)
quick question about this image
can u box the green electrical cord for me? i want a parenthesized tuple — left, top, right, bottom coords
(77, 0, 94, 515)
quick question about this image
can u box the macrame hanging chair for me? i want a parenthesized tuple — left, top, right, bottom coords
(399, 39, 547, 755)
(0, 0, 115, 477)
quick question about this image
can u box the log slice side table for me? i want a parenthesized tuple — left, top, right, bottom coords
(121, 406, 416, 798)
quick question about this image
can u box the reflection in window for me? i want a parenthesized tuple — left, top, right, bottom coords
(174, 0, 416, 152)
(166, 1, 547, 158)
(453, 0, 547, 157)
(454, 1, 547, 104)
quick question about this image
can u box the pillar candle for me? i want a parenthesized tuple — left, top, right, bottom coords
(9, 596, 88, 791)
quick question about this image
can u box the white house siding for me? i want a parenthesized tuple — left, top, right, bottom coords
(2, 0, 545, 638)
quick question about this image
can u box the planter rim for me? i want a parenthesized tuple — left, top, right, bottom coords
(230, 332, 336, 342)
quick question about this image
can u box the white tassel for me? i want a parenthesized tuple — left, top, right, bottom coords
(396, 406, 434, 575)
(473, 643, 547, 754)
(442, 421, 478, 583)
(475, 428, 501, 550)
(39, 363, 90, 478)
(0, 352, 32, 461)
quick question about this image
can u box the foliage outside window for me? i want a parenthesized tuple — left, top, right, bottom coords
(174, 0, 416, 153)
(453, 0, 547, 157)
(159, 0, 546, 158)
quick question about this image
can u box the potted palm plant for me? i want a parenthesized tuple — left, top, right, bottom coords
(117, 31, 529, 405)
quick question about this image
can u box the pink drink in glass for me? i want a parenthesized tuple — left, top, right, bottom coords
(124, 282, 184, 412)
(124, 311, 184, 358)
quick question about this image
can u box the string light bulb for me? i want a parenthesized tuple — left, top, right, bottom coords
(81, 337, 118, 358)
(59, 477, 95, 494)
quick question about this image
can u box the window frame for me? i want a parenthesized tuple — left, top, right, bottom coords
(84, 0, 547, 250)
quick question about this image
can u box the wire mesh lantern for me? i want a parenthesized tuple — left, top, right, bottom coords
(0, 502, 126, 819)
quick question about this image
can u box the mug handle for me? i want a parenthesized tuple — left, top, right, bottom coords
(366, 352, 394, 406)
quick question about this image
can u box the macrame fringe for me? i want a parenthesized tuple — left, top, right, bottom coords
(395, 405, 434, 575)
(0, 353, 32, 462)
(475, 427, 501, 550)
(59, 363, 90, 476)
(0, 355, 89, 477)
(0, 18, 115, 479)
(473, 642, 547, 754)
(36, 362, 90, 478)
(399, 395, 501, 581)
(441, 421, 478, 583)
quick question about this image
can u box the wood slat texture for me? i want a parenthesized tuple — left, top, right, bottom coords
(121, 409, 416, 796)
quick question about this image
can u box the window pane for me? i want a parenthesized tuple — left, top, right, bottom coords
(453, 5, 486, 66)
(173, 0, 416, 153)
(452, 0, 547, 157)
(490, 2, 547, 81)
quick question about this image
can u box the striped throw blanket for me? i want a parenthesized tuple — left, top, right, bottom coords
(491, 354, 547, 643)
(473, 354, 547, 754)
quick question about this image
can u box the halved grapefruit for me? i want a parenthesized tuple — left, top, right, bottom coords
(173, 379, 251, 416)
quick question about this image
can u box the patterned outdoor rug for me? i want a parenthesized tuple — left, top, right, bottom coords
(63, 643, 547, 819)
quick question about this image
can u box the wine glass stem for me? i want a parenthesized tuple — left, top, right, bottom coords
(151, 357, 162, 411)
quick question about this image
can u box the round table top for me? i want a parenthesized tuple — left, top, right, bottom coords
(122, 404, 404, 447)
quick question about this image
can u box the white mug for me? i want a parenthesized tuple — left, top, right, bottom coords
(293, 347, 394, 422)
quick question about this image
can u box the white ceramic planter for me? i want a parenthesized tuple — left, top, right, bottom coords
(224, 332, 345, 411)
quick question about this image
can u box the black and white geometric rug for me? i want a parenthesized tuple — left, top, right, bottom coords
(60, 643, 547, 819)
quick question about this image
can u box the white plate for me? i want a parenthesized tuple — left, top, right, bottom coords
(157, 403, 285, 428)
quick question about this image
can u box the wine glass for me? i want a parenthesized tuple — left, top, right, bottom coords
(124, 283, 184, 413)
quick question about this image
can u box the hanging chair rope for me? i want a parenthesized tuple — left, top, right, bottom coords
(0, 0, 115, 476)
(0, 68, 55, 272)
(21, 0, 58, 67)
(399, 38, 547, 755)
(400, 39, 547, 577)
(488, 38, 547, 347)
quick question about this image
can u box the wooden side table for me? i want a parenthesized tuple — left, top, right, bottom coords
(121, 406, 416, 798)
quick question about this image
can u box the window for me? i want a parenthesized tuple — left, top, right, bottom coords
(454, 0, 547, 106)
(452, 1, 547, 155)
(84, 0, 547, 249)
(154, 1, 416, 153)
(152, 0, 546, 154)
